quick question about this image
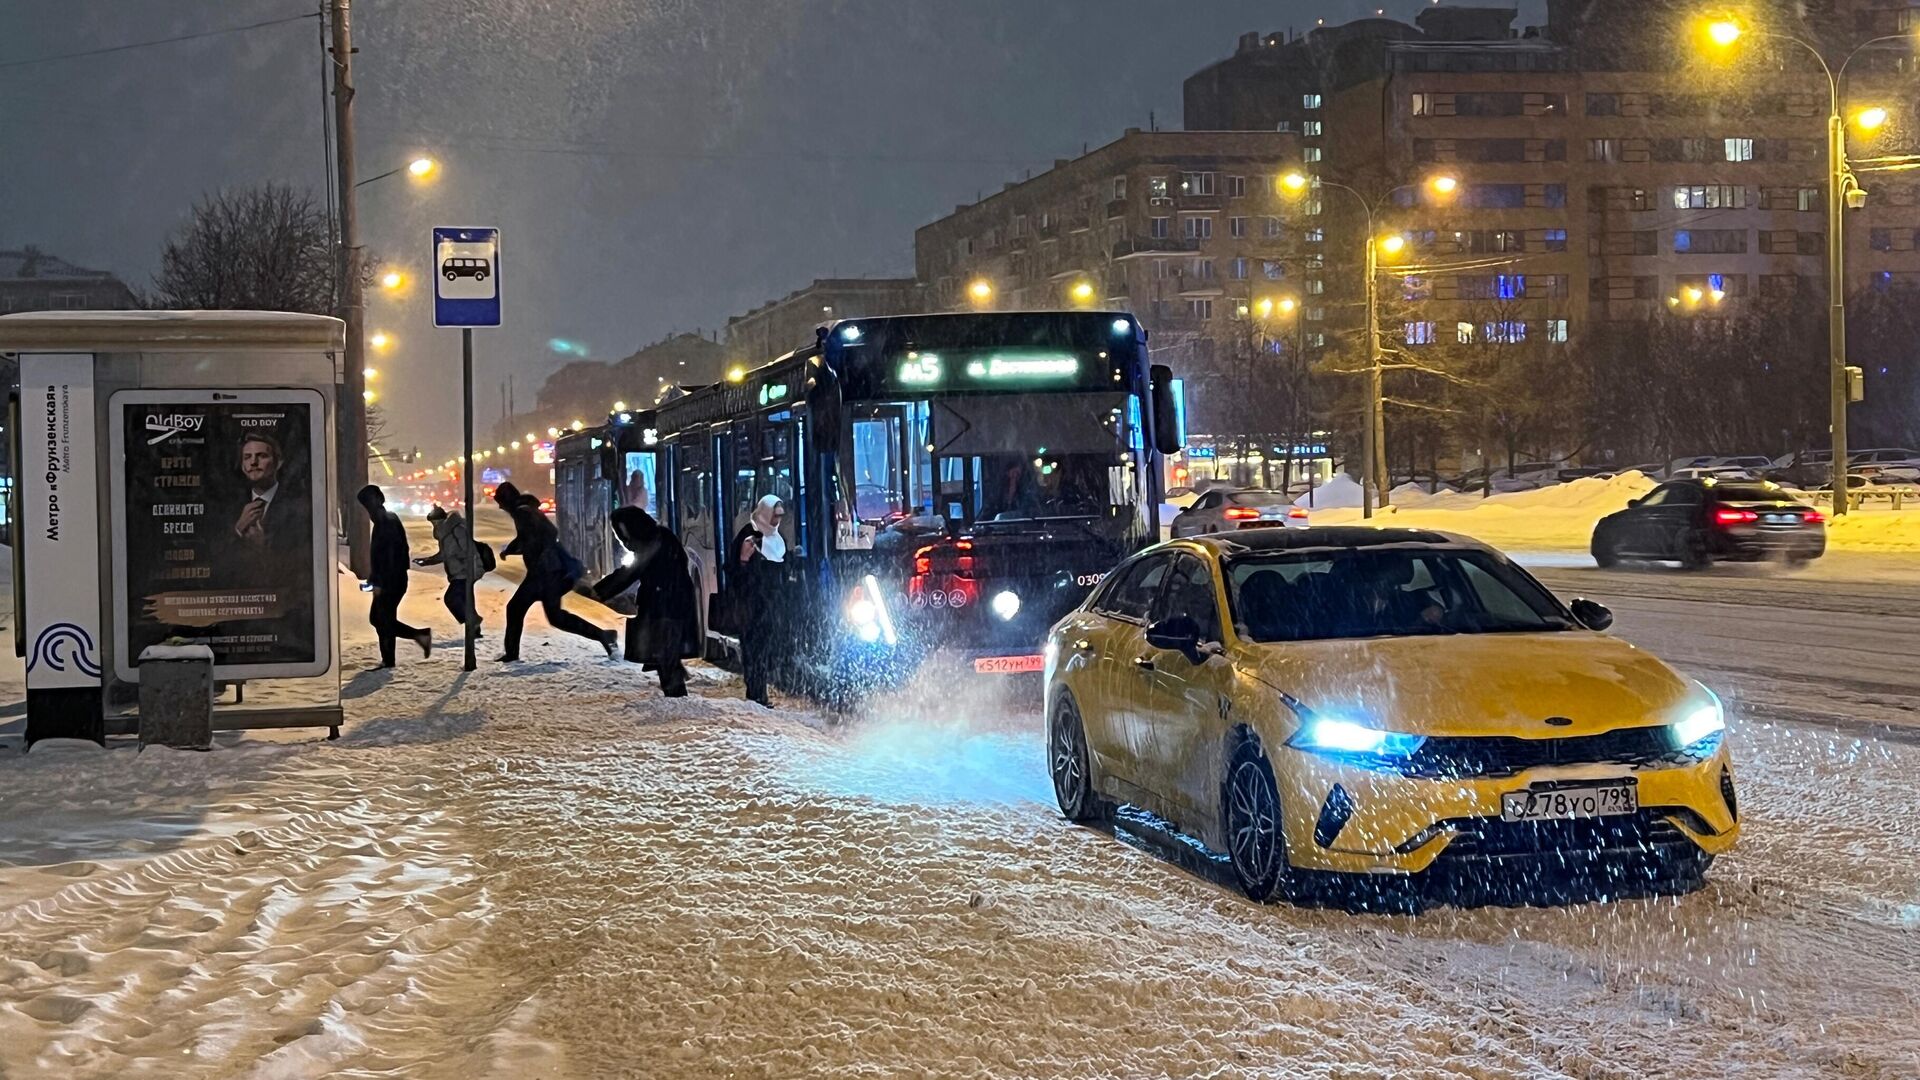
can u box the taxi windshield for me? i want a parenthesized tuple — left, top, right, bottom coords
(1225, 548, 1574, 643)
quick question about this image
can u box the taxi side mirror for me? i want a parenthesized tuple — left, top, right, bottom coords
(1146, 615, 1206, 661)
(1570, 598, 1614, 632)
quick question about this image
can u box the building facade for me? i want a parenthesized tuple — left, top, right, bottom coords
(0, 246, 136, 314)
(724, 278, 925, 369)
(911, 129, 1305, 447)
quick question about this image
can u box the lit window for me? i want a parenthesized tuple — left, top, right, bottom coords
(1544, 228, 1568, 251)
(1412, 93, 1433, 116)
(1724, 137, 1756, 162)
(1182, 171, 1218, 196)
(1306, 278, 1324, 295)
(1797, 187, 1820, 212)
(1306, 228, 1324, 243)
(1150, 176, 1169, 201)
(1231, 257, 1249, 279)
(1304, 147, 1323, 163)
(1496, 274, 1524, 300)
(1456, 321, 1476, 343)
(1547, 319, 1570, 343)
(1307, 332, 1326, 347)
(1302, 93, 1323, 109)
(1406, 321, 1435, 345)
(1485, 320, 1528, 344)
(1304, 121, 1324, 137)
(1261, 260, 1284, 280)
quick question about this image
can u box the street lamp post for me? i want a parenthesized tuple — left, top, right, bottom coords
(1704, 17, 1909, 515)
(1282, 173, 1453, 517)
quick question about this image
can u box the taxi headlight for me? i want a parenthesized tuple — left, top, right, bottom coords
(1289, 716, 1426, 760)
(1673, 694, 1725, 748)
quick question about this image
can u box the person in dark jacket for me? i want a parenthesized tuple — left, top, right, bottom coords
(586, 507, 700, 696)
(415, 505, 483, 635)
(493, 482, 616, 662)
(357, 485, 431, 667)
(729, 494, 788, 707)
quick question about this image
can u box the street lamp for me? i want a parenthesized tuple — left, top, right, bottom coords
(355, 155, 440, 189)
(369, 331, 391, 350)
(1280, 171, 1457, 516)
(967, 278, 995, 307)
(379, 270, 405, 291)
(1069, 280, 1096, 305)
(1699, 13, 1914, 515)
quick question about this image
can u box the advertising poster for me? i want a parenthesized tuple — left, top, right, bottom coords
(21, 354, 103, 690)
(111, 389, 331, 679)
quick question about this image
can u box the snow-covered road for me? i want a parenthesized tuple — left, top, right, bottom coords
(2, 555, 1918, 1078)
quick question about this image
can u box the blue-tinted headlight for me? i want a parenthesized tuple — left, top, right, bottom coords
(1289, 716, 1426, 760)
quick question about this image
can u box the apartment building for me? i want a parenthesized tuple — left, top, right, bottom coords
(911, 129, 1303, 437)
(0, 246, 136, 314)
(1190, 1, 1920, 354)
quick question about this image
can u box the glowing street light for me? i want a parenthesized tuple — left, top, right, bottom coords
(1069, 280, 1095, 304)
(407, 156, 438, 178)
(612, 399, 628, 412)
(1379, 233, 1408, 257)
(369, 331, 392, 350)
(569, 419, 585, 431)
(967, 279, 995, 306)
(726, 366, 747, 383)
(379, 270, 405, 291)
(1855, 106, 1889, 132)
(526, 432, 539, 443)
(1280, 172, 1310, 193)
(1278, 297, 1298, 315)
(363, 367, 378, 379)
(1705, 18, 1743, 47)
(363, 389, 376, 403)
(1428, 174, 1459, 196)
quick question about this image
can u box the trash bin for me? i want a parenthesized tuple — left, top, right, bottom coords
(137, 645, 215, 750)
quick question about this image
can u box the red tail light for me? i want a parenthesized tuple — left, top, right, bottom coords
(1712, 508, 1758, 526)
(1223, 507, 1261, 521)
(1287, 507, 1309, 519)
(1802, 508, 1825, 524)
(912, 545, 934, 577)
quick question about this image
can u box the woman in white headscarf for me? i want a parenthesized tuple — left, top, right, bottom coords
(730, 494, 787, 706)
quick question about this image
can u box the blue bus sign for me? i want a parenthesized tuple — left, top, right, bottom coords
(431, 226, 501, 328)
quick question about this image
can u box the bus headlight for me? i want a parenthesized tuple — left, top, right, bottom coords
(846, 575, 897, 646)
(991, 590, 1020, 621)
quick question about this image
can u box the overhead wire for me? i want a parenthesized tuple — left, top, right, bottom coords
(0, 10, 318, 71)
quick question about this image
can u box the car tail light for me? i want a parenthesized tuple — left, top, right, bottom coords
(1223, 507, 1261, 521)
(1712, 508, 1758, 527)
(1802, 508, 1825, 524)
(1287, 507, 1309, 519)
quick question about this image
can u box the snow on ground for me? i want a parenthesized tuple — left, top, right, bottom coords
(1307, 472, 1920, 555)
(2, 560, 1919, 1077)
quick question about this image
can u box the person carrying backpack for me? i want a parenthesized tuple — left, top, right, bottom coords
(493, 483, 616, 662)
(416, 504, 489, 635)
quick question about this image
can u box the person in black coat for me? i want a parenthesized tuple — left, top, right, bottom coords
(729, 494, 788, 707)
(357, 485, 430, 667)
(586, 507, 700, 696)
(493, 482, 616, 662)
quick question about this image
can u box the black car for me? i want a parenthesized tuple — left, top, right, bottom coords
(1591, 479, 1826, 569)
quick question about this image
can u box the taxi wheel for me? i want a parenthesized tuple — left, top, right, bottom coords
(1679, 532, 1714, 571)
(1224, 740, 1288, 902)
(1048, 694, 1100, 822)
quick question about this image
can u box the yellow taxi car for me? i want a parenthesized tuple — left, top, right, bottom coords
(1043, 527, 1738, 902)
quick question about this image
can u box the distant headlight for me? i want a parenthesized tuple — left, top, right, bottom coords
(991, 590, 1020, 621)
(1673, 692, 1726, 748)
(1289, 716, 1426, 760)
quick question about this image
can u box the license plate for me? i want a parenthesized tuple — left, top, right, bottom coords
(1500, 783, 1637, 822)
(974, 654, 1044, 674)
(1765, 513, 1797, 525)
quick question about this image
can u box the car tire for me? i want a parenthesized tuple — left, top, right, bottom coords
(1679, 532, 1714, 571)
(1223, 739, 1288, 902)
(1592, 533, 1620, 568)
(1048, 693, 1101, 822)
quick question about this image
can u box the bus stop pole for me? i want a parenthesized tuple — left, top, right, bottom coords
(462, 326, 478, 672)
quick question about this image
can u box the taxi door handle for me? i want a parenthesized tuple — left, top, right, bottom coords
(1133, 655, 1155, 672)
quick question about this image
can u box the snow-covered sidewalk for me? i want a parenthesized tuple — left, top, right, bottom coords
(3, 573, 1919, 1078)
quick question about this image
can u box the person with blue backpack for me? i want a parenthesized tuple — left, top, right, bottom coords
(492, 482, 616, 663)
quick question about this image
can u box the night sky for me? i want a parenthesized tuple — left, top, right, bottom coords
(3, 0, 1547, 454)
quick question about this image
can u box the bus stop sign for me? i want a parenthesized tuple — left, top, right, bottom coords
(432, 226, 501, 328)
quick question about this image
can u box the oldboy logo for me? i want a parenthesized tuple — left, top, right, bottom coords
(144, 412, 205, 445)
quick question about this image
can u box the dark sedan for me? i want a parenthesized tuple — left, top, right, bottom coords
(1592, 479, 1825, 569)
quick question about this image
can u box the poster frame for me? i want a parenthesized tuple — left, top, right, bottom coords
(107, 386, 333, 682)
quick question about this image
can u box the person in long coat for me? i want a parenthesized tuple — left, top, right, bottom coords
(357, 485, 431, 667)
(587, 506, 700, 696)
(728, 494, 787, 707)
(493, 482, 616, 662)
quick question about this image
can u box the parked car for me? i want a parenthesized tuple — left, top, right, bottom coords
(1668, 466, 1760, 482)
(1169, 488, 1308, 537)
(1591, 478, 1825, 569)
(1848, 448, 1920, 484)
(1706, 455, 1777, 473)
(1045, 529, 1736, 903)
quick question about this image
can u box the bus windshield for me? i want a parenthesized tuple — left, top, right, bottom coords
(839, 388, 1144, 550)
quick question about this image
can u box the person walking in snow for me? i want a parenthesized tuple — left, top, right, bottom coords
(415, 504, 487, 635)
(729, 494, 788, 707)
(357, 485, 431, 668)
(493, 482, 616, 663)
(585, 506, 700, 696)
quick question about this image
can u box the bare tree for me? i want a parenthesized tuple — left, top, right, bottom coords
(153, 184, 335, 314)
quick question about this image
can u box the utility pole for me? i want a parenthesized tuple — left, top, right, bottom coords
(1827, 108, 1852, 516)
(329, 0, 370, 574)
(1362, 235, 1379, 519)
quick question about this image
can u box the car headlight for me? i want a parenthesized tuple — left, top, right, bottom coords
(1673, 691, 1725, 748)
(1288, 716, 1426, 760)
(991, 590, 1020, 621)
(845, 575, 897, 646)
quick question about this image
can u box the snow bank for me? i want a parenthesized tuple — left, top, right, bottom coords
(1294, 472, 1363, 510)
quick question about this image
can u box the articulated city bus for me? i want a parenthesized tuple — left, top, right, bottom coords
(641, 310, 1182, 703)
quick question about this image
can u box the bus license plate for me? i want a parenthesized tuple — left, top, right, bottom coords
(1500, 783, 1637, 823)
(975, 655, 1045, 674)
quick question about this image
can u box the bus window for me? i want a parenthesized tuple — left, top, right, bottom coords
(676, 439, 715, 565)
(623, 451, 656, 513)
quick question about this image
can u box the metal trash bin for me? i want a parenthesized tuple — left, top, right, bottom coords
(137, 645, 215, 750)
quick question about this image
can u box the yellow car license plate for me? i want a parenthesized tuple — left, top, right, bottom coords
(1500, 783, 1637, 823)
